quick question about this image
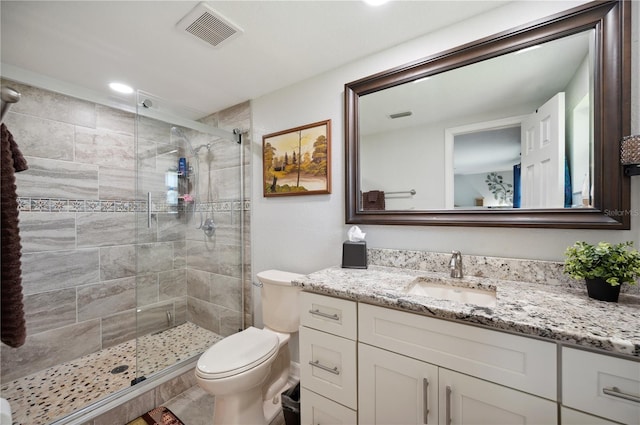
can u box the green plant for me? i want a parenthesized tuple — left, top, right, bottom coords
(564, 241, 640, 286)
(485, 172, 513, 205)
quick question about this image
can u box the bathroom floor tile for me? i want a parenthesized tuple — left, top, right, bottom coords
(163, 386, 287, 425)
(163, 386, 214, 424)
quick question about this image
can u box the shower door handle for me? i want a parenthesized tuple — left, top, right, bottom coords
(147, 192, 152, 228)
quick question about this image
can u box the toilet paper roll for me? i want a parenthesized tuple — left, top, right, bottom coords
(0, 397, 12, 425)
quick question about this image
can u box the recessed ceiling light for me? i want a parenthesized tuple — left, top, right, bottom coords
(363, 0, 389, 6)
(109, 82, 133, 94)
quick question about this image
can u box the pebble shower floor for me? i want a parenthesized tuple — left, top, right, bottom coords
(1, 323, 221, 425)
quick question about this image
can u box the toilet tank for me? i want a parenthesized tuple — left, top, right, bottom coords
(257, 270, 303, 333)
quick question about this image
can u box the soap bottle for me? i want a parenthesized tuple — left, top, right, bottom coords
(178, 157, 187, 177)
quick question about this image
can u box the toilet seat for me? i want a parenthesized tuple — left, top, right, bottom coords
(196, 327, 279, 380)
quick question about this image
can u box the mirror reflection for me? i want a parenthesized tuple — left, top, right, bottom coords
(359, 30, 594, 211)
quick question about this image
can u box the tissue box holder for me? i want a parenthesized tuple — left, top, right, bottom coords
(342, 241, 367, 269)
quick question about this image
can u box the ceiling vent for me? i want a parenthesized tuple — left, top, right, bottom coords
(177, 3, 243, 48)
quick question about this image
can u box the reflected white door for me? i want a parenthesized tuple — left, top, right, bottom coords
(520, 92, 565, 208)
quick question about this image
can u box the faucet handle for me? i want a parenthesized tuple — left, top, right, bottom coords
(449, 250, 463, 278)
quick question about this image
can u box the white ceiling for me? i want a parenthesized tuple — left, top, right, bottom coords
(359, 30, 591, 135)
(0, 0, 509, 119)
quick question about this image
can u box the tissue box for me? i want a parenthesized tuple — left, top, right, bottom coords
(342, 241, 367, 269)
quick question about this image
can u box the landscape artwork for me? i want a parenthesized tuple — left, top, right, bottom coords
(262, 120, 331, 197)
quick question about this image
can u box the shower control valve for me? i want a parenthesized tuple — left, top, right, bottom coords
(203, 218, 216, 237)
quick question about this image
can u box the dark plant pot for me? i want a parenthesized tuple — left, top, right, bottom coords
(585, 278, 621, 302)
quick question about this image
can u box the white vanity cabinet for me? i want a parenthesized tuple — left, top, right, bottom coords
(358, 303, 557, 425)
(298, 290, 639, 425)
(562, 347, 640, 425)
(299, 292, 358, 424)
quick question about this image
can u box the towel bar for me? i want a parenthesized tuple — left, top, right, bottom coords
(385, 189, 416, 196)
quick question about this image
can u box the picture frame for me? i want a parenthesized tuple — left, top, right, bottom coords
(262, 119, 331, 197)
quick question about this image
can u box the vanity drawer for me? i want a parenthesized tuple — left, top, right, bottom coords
(300, 292, 357, 339)
(300, 387, 357, 425)
(561, 407, 622, 425)
(358, 303, 557, 400)
(562, 347, 640, 425)
(299, 326, 357, 409)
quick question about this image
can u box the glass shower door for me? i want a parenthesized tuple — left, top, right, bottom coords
(133, 92, 244, 383)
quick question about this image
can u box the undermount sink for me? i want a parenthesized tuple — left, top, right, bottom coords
(403, 276, 497, 308)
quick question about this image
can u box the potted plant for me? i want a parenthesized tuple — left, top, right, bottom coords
(564, 241, 640, 302)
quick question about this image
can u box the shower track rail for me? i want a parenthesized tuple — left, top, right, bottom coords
(49, 356, 199, 425)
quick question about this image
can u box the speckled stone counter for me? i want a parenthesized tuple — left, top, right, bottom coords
(294, 249, 640, 358)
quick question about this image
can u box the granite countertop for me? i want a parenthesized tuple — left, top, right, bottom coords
(294, 265, 640, 358)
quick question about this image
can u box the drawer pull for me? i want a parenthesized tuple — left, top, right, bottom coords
(309, 309, 340, 321)
(445, 385, 452, 425)
(423, 378, 429, 424)
(603, 386, 640, 403)
(308, 359, 340, 375)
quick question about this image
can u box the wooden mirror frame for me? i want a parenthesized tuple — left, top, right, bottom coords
(345, 0, 631, 229)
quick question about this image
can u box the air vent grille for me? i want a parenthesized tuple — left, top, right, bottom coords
(177, 3, 243, 48)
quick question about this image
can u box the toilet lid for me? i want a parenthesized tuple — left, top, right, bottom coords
(196, 327, 279, 379)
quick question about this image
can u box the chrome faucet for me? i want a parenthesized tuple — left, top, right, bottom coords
(449, 250, 463, 278)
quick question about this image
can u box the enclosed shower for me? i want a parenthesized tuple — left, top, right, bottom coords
(0, 80, 250, 424)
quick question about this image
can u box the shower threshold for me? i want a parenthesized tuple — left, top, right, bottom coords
(1, 322, 221, 425)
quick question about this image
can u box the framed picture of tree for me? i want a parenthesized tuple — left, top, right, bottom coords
(262, 120, 331, 197)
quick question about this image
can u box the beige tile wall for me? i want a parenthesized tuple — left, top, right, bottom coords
(0, 79, 251, 384)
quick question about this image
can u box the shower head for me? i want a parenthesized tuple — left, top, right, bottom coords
(141, 99, 153, 108)
(193, 143, 212, 153)
(171, 126, 185, 137)
(171, 127, 208, 157)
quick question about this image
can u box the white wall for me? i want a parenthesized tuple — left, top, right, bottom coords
(361, 125, 445, 210)
(251, 1, 640, 322)
(455, 171, 515, 208)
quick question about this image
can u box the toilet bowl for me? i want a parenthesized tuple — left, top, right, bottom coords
(195, 270, 303, 425)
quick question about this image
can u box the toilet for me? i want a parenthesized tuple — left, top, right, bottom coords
(195, 269, 303, 425)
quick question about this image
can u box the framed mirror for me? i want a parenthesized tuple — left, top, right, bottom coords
(345, 0, 630, 229)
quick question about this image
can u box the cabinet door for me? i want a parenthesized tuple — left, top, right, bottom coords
(439, 369, 557, 425)
(359, 343, 438, 425)
(301, 388, 357, 425)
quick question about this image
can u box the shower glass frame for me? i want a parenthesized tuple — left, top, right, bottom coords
(133, 91, 245, 384)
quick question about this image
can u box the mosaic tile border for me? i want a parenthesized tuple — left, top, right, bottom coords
(18, 197, 251, 213)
